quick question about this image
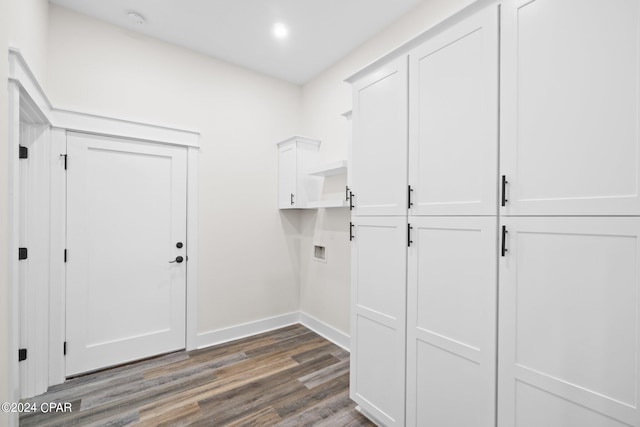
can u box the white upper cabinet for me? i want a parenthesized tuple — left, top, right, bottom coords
(498, 216, 640, 427)
(277, 136, 321, 209)
(409, 5, 498, 216)
(350, 56, 408, 216)
(501, 0, 640, 215)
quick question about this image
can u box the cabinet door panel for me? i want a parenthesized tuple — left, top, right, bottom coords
(406, 216, 497, 427)
(501, 0, 640, 215)
(351, 216, 406, 426)
(351, 57, 408, 216)
(409, 6, 498, 216)
(498, 217, 640, 426)
(278, 145, 296, 209)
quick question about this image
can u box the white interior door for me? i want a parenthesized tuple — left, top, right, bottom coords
(409, 5, 498, 216)
(498, 217, 640, 426)
(66, 132, 187, 376)
(351, 56, 408, 216)
(350, 216, 407, 426)
(406, 216, 497, 427)
(500, 0, 640, 215)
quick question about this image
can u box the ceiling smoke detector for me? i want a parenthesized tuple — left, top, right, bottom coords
(127, 11, 146, 25)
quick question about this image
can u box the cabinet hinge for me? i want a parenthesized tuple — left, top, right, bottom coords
(63, 342, 67, 356)
(60, 154, 67, 170)
(408, 223, 413, 247)
(19, 145, 28, 159)
(18, 348, 27, 362)
(64, 249, 67, 263)
(18, 247, 28, 260)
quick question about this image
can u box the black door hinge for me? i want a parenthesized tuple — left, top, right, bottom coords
(64, 249, 67, 263)
(19, 145, 28, 159)
(408, 223, 413, 247)
(60, 154, 67, 170)
(18, 247, 28, 260)
(408, 185, 414, 209)
(349, 222, 354, 241)
(63, 342, 67, 356)
(18, 348, 27, 362)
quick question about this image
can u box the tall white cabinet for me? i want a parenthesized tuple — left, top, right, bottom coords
(349, 52, 409, 427)
(498, 1, 640, 426)
(348, 0, 640, 426)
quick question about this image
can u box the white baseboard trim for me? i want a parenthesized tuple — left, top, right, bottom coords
(299, 312, 350, 352)
(196, 311, 351, 352)
(196, 312, 300, 349)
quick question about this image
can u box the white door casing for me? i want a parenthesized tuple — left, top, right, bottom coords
(66, 132, 188, 376)
(350, 216, 407, 427)
(406, 216, 497, 427)
(409, 5, 498, 216)
(498, 216, 640, 427)
(500, 0, 640, 216)
(351, 56, 408, 216)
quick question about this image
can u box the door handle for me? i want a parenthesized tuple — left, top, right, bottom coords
(501, 175, 508, 207)
(169, 256, 184, 264)
(501, 226, 508, 257)
(290, 193, 295, 205)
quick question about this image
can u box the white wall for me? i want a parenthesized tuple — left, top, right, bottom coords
(7, 0, 48, 83)
(298, 0, 478, 335)
(46, 5, 303, 335)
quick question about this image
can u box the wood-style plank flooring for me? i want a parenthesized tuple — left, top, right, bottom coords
(20, 324, 374, 426)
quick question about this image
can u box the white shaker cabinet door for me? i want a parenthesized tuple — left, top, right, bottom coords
(351, 56, 408, 216)
(350, 216, 407, 426)
(501, 0, 640, 215)
(406, 216, 497, 427)
(498, 217, 640, 427)
(278, 143, 297, 209)
(409, 5, 498, 216)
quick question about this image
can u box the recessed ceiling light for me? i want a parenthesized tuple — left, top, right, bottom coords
(127, 11, 146, 25)
(273, 23, 289, 39)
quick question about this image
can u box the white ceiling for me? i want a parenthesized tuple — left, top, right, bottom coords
(48, 0, 424, 85)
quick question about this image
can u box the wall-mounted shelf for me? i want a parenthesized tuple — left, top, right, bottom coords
(308, 160, 347, 177)
(306, 200, 349, 209)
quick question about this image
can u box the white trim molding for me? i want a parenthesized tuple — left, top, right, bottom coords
(8, 48, 199, 148)
(197, 311, 350, 352)
(299, 312, 350, 351)
(197, 313, 301, 349)
(185, 147, 200, 351)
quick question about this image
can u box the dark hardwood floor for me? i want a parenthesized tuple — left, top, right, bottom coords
(20, 324, 374, 426)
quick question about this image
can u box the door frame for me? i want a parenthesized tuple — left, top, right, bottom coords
(8, 49, 201, 404)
